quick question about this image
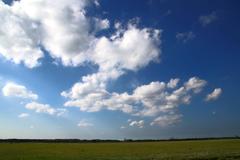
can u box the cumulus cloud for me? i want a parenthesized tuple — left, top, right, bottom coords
(0, 0, 44, 68)
(0, 0, 160, 69)
(2, 82, 38, 100)
(0, 0, 213, 127)
(184, 77, 207, 93)
(150, 114, 182, 127)
(77, 119, 93, 127)
(25, 102, 67, 116)
(62, 77, 207, 118)
(18, 113, 29, 118)
(61, 24, 162, 114)
(0, 0, 114, 67)
(129, 120, 144, 128)
(176, 31, 195, 43)
(167, 78, 180, 88)
(199, 12, 217, 27)
(205, 88, 222, 101)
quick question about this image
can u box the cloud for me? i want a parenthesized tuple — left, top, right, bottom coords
(167, 78, 179, 88)
(77, 119, 93, 127)
(0, 0, 113, 67)
(176, 31, 195, 43)
(0, 1, 44, 68)
(0, 0, 160, 69)
(62, 77, 207, 118)
(2, 82, 38, 100)
(199, 12, 217, 27)
(184, 77, 207, 93)
(129, 120, 144, 128)
(120, 126, 126, 129)
(18, 113, 29, 118)
(61, 23, 161, 114)
(0, 0, 213, 128)
(205, 88, 222, 101)
(25, 102, 67, 116)
(150, 114, 182, 127)
(93, 25, 161, 72)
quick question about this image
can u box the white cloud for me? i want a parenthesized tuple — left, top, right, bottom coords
(61, 23, 162, 114)
(120, 126, 126, 129)
(184, 77, 207, 93)
(0, 0, 113, 67)
(0, 0, 160, 69)
(205, 88, 222, 101)
(2, 82, 38, 100)
(93, 25, 161, 72)
(0, 0, 213, 128)
(176, 31, 195, 43)
(25, 102, 67, 116)
(129, 120, 144, 128)
(18, 113, 29, 118)
(0, 1, 44, 68)
(150, 114, 182, 127)
(199, 12, 217, 27)
(94, 18, 110, 31)
(62, 77, 207, 117)
(167, 78, 179, 88)
(77, 119, 93, 127)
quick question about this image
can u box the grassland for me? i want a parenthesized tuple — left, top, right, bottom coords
(0, 139, 240, 160)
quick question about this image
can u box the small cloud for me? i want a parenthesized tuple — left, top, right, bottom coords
(120, 126, 126, 129)
(167, 78, 180, 89)
(184, 77, 207, 93)
(129, 120, 144, 128)
(205, 88, 222, 101)
(77, 120, 93, 127)
(2, 82, 38, 100)
(30, 125, 34, 129)
(199, 11, 217, 27)
(94, 0, 100, 7)
(18, 113, 29, 118)
(150, 114, 182, 127)
(176, 31, 195, 43)
(25, 102, 67, 116)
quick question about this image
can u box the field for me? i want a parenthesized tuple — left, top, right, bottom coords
(0, 139, 240, 160)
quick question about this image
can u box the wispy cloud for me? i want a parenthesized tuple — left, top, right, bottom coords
(150, 114, 182, 127)
(77, 120, 94, 127)
(18, 113, 29, 118)
(25, 102, 67, 116)
(176, 31, 195, 43)
(199, 11, 217, 27)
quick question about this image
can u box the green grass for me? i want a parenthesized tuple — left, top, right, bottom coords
(0, 139, 240, 160)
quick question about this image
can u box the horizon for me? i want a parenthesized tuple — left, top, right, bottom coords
(0, 0, 240, 139)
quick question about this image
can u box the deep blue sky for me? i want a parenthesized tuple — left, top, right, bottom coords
(0, 0, 239, 139)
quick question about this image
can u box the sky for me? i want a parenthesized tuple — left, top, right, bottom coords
(0, 0, 240, 139)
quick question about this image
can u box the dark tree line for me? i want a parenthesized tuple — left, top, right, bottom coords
(0, 136, 239, 143)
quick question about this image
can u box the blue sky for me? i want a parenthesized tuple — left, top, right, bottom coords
(0, 0, 239, 139)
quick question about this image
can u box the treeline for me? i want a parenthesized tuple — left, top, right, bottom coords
(0, 136, 239, 143)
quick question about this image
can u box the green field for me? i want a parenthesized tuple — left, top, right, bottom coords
(0, 139, 240, 160)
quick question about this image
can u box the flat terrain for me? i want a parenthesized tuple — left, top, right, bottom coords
(0, 139, 240, 160)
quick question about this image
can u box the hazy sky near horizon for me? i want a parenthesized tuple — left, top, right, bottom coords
(0, 0, 240, 139)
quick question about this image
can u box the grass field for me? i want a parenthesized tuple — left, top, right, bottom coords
(0, 139, 240, 160)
